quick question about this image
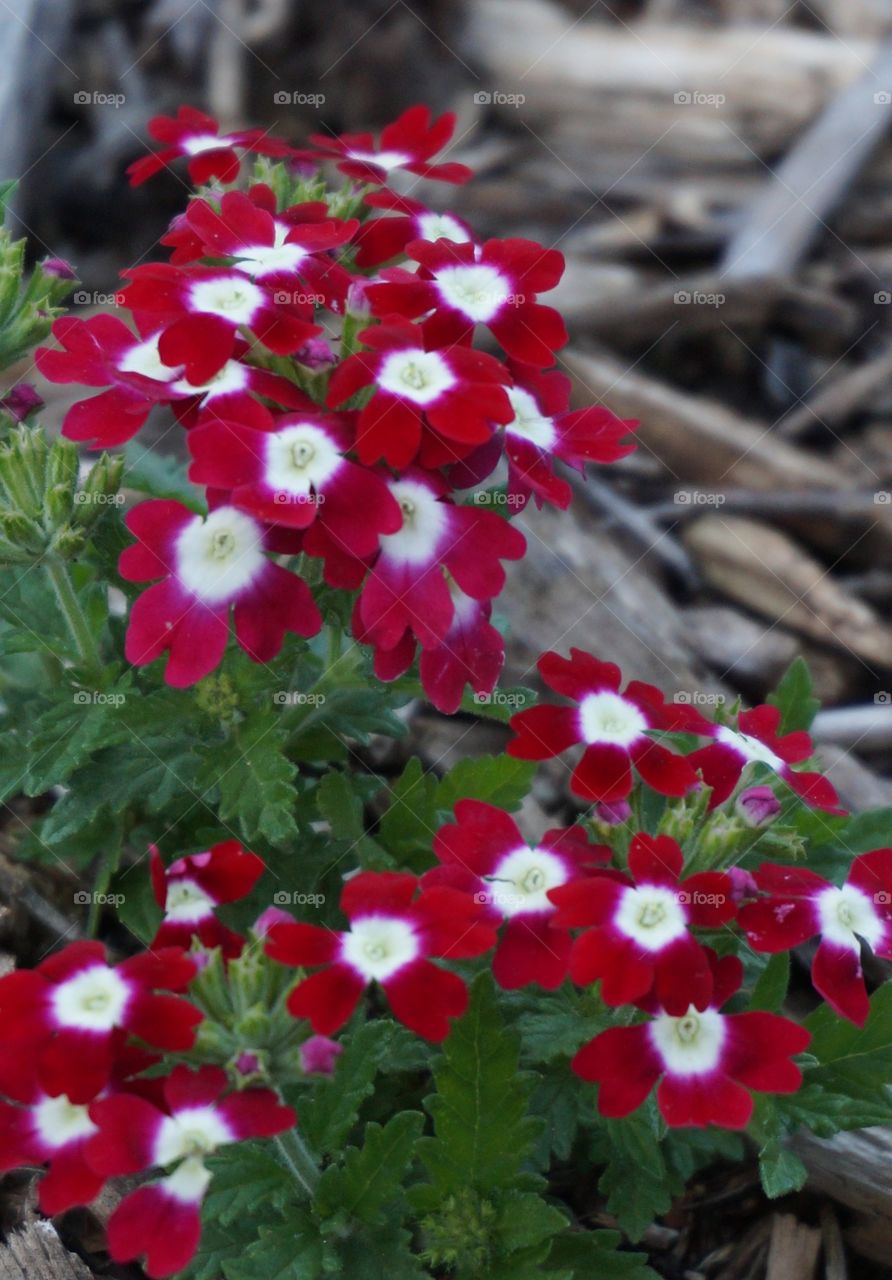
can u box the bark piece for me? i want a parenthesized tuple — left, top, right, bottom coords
(0, 1221, 93, 1280)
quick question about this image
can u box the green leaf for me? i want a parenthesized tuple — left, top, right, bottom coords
(413, 973, 540, 1204)
(204, 1144, 295, 1227)
(806, 983, 892, 1100)
(547, 1230, 657, 1278)
(223, 1215, 322, 1280)
(332, 1218, 427, 1280)
(122, 443, 202, 507)
(199, 709, 298, 846)
(750, 953, 790, 1012)
(495, 1191, 567, 1254)
(768, 657, 819, 732)
(315, 1112, 423, 1224)
(758, 1141, 808, 1199)
(299, 1021, 393, 1155)
(316, 769, 365, 840)
(596, 1111, 674, 1241)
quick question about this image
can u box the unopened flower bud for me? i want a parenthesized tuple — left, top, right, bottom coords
(594, 799, 631, 826)
(41, 257, 76, 280)
(0, 384, 42, 421)
(728, 866, 758, 903)
(736, 785, 781, 829)
(253, 905, 294, 938)
(299, 1034, 343, 1077)
(296, 336, 336, 368)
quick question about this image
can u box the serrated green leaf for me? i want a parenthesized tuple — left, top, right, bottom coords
(758, 1140, 808, 1198)
(806, 983, 892, 1099)
(299, 1021, 393, 1155)
(494, 1190, 567, 1254)
(546, 1230, 657, 1278)
(413, 973, 540, 1202)
(316, 769, 365, 840)
(597, 1111, 673, 1241)
(223, 1215, 322, 1280)
(204, 1144, 295, 1227)
(315, 1111, 423, 1224)
(122, 443, 202, 507)
(332, 1217, 427, 1279)
(200, 710, 298, 846)
(768, 657, 819, 732)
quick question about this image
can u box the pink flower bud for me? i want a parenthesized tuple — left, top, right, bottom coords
(346, 278, 372, 317)
(728, 866, 758, 903)
(736, 785, 781, 829)
(41, 257, 77, 280)
(299, 1035, 343, 1077)
(296, 337, 336, 368)
(253, 906, 295, 938)
(594, 799, 631, 826)
(1, 384, 43, 421)
(235, 1051, 261, 1077)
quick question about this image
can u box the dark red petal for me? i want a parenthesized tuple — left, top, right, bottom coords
(383, 959, 467, 1041)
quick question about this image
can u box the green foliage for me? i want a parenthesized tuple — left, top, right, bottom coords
(594, 1109, 675, 1241)
(768, 656, 819, 732)
(315, 1111, 423, 1223)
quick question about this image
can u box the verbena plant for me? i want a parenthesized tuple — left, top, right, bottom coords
(0, 106, 890, 1280)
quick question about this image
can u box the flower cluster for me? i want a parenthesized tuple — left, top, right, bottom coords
(35, 105, 636, 711)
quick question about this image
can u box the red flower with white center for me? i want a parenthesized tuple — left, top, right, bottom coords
(187, 412, 402, 557)
(0, 1038, 158, 1216)
(165, 189, 357, 309)
(121, 263, 321, 384)
(127, 105, 293, 188)
(507, 649, 708, 803)
(306, 104, 472, 186)
(572, 953, 810, 1129)
(87, 1065, 295, 1278)
(150, 840, 266, 958)
(452, 365, 637, 511)
(0, 941, 199, 1103)
(687, 704, 843, 813)
(431, 800, 609, 990)
(351, 585, 505, 714)
(353, 189, 474, 268)
(35, 315, 182, 448)
(326, 321, 513, 469)
(366, 237, 566, 367)
(119, 499, 322, 687)
(265, 871, 497, 1041)
(351, 469, 525, 654)
(36, 317, 313, 448)
(738, 849, 892, 1025)
(548, 834, 733, 1014)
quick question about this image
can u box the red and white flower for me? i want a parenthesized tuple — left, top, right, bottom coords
(738, 849, 892, 1025)
(150, 840, 266, 957)
(265, 871, 497, 1041)
(572, 953, 810, 1128)
(366, 237, 567, 367)
(430, 800, 609, 989)
(121, 263, 321, 384)
(353, 188, 473, 268)
(187, 412, 402, 557)
(306, 104, 472, 186)
(326, 321, 513, 469)
(119, 498, 322, 687)
(508, 649, 708, 803)
(687, 704, 843, 813)
(127, 105, 293, 188)
(88, 1065, 295, 1278)
(166, 188, 356, 309)
(0, 941, 199, 1103)
(549, 834, 733, 1013)
(350, 470, 525, 655)
(451, 365, 637, 510)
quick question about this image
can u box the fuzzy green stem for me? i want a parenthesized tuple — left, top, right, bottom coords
(44, 555, 100, 673)
(274, 1127, 320, 1198)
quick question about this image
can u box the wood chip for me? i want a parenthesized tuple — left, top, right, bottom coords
(0, 1221, 93, 1280)
(766, 1215, 821, 1280)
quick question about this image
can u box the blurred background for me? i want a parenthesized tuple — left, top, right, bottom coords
(6, 1, 892, 1271)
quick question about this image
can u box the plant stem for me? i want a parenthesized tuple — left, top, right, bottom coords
(274, 1127, 320, 1198)
(44, 555, 100, 674)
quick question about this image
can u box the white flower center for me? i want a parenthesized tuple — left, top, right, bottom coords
(264, 422, 341, 498)
(164, 1154, 213, 1203)
(649, 1005, 725, 1075)
(118, 334, 181, 383)
(578, 691, 647, 748)
(416, 212, 471, 245)
(341, 915, 419, 982)
(155, 1106, 233, 1167)
(486, 846, 567, 916)
(504, 386, 557, 450)
(614, 885, 688, 951)
(188, 275, 265, 325)
(234, 228, 308, 278)
(182, 135, 226, 157)
(436, 264, 511, 323)
(175, 506, 267, 604)
(716, 726, 784, 772)
(347, 148, 411, 170)
(164, 877, 216, 924)
(377, 349, 456, 405)
(817, 884, 884, 953)
(380, 479, 448, 565)
(33, 1094, 98, 1149)
(52, 965, 130, 1032)
(173, 359, 249, 400)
